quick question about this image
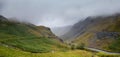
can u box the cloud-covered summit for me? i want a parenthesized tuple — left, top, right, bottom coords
(1, 0, 120, 27)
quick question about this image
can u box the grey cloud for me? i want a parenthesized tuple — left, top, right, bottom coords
(0, 0, 5, 12)
(1, 0, 120, 28)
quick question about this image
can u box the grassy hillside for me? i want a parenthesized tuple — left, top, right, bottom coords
(65, 14, 120, 52)
(0, 15, 68, 53)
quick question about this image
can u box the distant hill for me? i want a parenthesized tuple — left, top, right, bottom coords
(0, 15, 68, 53)
(62, 14, 120, 52)
(51, 25, 72, 37)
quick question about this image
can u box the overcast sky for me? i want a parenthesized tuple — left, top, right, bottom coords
(1, 0, 120, 28)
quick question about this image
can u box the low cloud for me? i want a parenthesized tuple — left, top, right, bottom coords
(1, 0, 120, 27)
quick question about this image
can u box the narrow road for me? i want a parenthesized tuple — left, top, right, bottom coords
(85, 47, 120, 55)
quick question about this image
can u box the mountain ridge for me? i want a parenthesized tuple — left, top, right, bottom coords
(62, 13, 120, 52)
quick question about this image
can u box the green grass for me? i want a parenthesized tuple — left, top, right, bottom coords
(1, 37, 68, 53)
(96, 52, 120, 57)
(0, 45, 93, 57)
(0, 22, 31, 36)
(0, 32, 68, 53)
(0, 45, 120, 57)
(108, 38, 120, 52)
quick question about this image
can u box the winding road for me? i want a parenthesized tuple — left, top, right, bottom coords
(85, 47, 120, 55)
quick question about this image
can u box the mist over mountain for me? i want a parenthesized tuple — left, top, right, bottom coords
(51, 25, 72, 36)
(1, 0, 120, 28)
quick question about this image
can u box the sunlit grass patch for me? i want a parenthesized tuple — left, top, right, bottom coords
(96, 52, 120, 57)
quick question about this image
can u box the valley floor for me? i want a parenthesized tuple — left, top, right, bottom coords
(0, 45, 120, 57)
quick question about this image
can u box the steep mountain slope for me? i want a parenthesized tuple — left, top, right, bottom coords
(62, 14, 120, 52)
(0, 15, 68, 53)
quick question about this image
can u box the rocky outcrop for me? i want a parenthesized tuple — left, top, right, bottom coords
(96, 32, 120, 39)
